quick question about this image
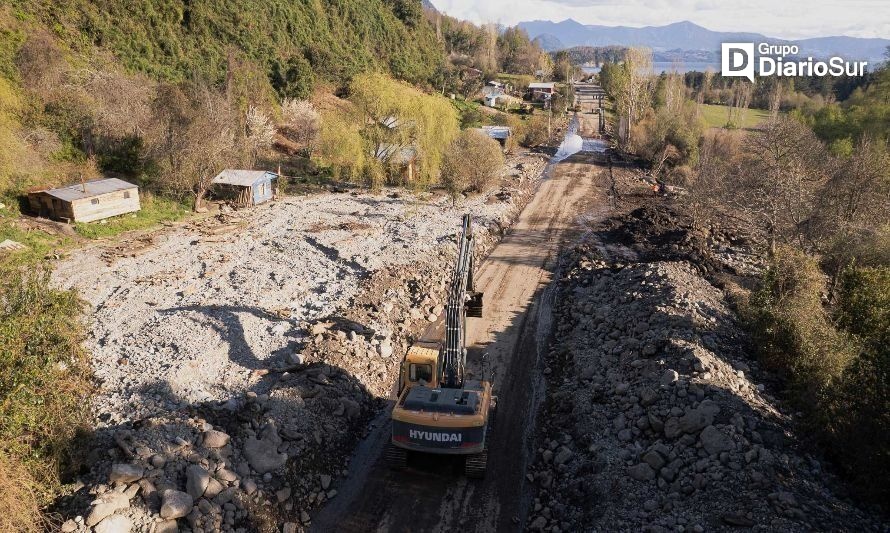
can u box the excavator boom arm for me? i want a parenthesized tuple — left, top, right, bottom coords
(440, 214, 477, 389)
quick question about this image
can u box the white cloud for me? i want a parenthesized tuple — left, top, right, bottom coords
(431, 0, 890, 39)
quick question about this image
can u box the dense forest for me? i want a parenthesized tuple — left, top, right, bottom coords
(7, 0, 444, 94)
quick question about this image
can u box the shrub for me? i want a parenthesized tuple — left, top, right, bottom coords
(825, 266, 890, 501)
(441, 129, 504, 204)
(0, 453, 43, 533)
(745, 246, 855, 400)
(744, 250, 890, 504)
(0, 263, 91, 527)
(520, 113, 549, 147)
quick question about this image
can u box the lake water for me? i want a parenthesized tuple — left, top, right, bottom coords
(582, 62, 719, 74)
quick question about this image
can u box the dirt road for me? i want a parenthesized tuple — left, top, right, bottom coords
(311, 113, 612, 532)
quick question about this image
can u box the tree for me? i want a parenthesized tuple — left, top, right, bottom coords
(600, 49, 653, 146)
(145, 83, 238, 210)
(270, 55, 314, 100)
(498, 27, 541, 75)
(727, 80, 753, 128)
(537, 52, 554, 80)
(314, 109, 368, 184)
(348, 73, 458, 187)
(441, 130, 504, 204)
(552, 50, 575, 82)
(245, 106, 275, 167)
(280, 99, 320, 155)
(687, 128, 742, 227)
(734, 117, 828, 253)
(622, 48, 653, 144)
(812, 136, 890, 274)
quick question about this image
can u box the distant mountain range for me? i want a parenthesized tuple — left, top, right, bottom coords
(518, 20, 890, 62)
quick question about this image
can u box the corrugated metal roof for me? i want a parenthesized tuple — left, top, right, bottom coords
(42, 178, 138, 202)
(528, 82, 556, 89)
(480, 126, 512, 140)
(212, 170, 278, 187)
(373, 144, 416, 166)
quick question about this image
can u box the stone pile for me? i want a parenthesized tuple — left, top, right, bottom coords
(526, 246, 883, 532)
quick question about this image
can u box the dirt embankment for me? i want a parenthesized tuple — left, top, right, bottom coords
(50, 153, 548, 533)
(526, 197, 886, 531)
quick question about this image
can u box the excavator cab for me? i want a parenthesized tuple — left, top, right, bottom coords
(398, 345, 439, 394)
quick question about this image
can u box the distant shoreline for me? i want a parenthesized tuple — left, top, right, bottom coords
(582, 62, 719, 74)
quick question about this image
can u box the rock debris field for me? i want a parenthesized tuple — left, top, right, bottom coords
(525, 205, 885, 532)
(51, 154, 548, 533)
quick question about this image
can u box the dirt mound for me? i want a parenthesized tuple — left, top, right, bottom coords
(599, 204, 761, 277)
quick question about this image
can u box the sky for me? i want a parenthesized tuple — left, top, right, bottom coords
(430, 0, 890, 40)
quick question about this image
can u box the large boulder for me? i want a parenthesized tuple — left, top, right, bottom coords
(108, 463, 144, 484)
(186, 464, 210, 499)
(700, 425, 734, 455)
(86, 493, 130, 527)
(665, 400, 720, 438)
(202, 429, 230, 448)
(628, 463, 656, 481)
(94, 514, 133, 533)
(160, 490, 193, 520)
(243, 423, 288, 474)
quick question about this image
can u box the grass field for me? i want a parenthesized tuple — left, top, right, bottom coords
(699, 104, 772, 129)
(0, 193, 190, 267)
(73, 193, 189, 239)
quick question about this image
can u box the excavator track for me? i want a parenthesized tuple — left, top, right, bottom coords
(464, 449, 488, 478)
(384, 443, 408, 470)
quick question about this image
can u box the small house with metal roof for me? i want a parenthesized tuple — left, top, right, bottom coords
(528, 82, 557, 101)
(478, 126, 513, 147)
(27, 178, 140, 223)
(372, 144, 418, 183)
(211, 170, 278, 206)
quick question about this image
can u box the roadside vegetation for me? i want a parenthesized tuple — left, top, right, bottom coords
(441, 129, 505, 204)
(599, 46, 890, 505)
(0, 263, 91, 532)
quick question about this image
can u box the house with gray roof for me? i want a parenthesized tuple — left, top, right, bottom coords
(211, 170, 278, 206)
(28, 178, 141, 222)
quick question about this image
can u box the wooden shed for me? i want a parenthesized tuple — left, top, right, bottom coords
(211, 170, 278, 206)
(28, 178, 140, 223)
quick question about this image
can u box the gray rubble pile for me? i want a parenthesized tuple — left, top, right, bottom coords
(526, 246, 883, 532)
(53, 154, 549, 532)
(58, 378, 374, 533)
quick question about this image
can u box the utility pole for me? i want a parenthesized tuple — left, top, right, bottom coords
(546, 98, 551, 139)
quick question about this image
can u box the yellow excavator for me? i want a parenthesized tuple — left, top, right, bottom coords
(385, 214, 495, 478)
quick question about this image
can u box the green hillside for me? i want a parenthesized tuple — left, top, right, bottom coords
(9, 0, 443, 95)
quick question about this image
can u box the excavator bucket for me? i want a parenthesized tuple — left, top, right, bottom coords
(466, 291, 483, 318)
